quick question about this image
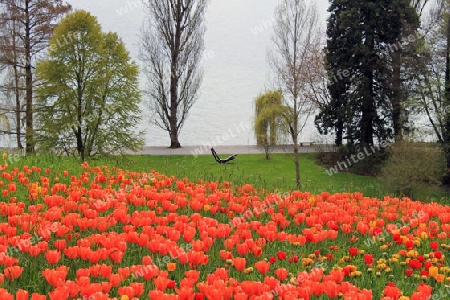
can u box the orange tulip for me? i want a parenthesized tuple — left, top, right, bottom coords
(30, 293, 46, 300)
(254, 260, 270, 275)
(118, 286, 134, 299)
(436, 273, 445, 283)
(236, 243, 249, 256)
(15, 289, 28, 300)
(154, 276, 171, 291)
(274, 267, 289, 281)
(109, 250, 124, 263)
(53, 239, 66, 251)
(4, 266, 23, 280)
(167, 262, 177, 272)
(130, 282, 144, 296)
(45, 250, 61, 265)
(184, 270, 200, 281)
(232, 257, 246, 271)
(429, 266, 438, 277)
(109, 274, 122, 287)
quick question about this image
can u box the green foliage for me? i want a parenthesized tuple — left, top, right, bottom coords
(254, 90, 289, 159)
(379, 140, 446, 198)
(35, 10, 144, 160)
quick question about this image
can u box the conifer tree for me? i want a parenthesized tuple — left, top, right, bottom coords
(316, 0, 419, 147)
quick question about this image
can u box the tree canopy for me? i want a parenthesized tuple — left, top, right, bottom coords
(35, 10, 144, 160)
(254, 90, 287, 147)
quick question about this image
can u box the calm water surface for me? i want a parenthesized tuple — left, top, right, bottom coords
(61, 0, 329, 147)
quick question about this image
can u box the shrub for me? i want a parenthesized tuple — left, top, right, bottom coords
(379, 140, 446, 198)
(314, 143, 339, 168)
(317, 143, 388, 176)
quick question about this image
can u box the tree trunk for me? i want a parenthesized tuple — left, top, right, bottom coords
(14, 66, 22, 149)
(444, 10, 450, 184)
(336, 118, 343, 146)
(12, 21, 22, 149)
(76, 76, 84, 159)
(391, 50, 403, 141)
(169, 130, 181, 148)
(292, 113, 301, 188)
(360, 29, 375, 145)
(169, 66, 180, 148)
(24, 1, 34, 153)
(168, 2, 182, 149)
(76, 125, 84, 160)
(293, 140, 300, 188)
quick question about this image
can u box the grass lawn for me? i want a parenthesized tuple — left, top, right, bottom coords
(17, 152, 382, 195)
(11, 150, 448, 202)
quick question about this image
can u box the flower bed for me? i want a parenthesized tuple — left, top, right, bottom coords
(0, 162, 447, 299)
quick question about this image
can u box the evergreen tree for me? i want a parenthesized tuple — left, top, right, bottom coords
(315, 0, 353, 146)
(316, 0, 419, 147)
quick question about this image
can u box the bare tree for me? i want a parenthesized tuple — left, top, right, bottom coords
(268, 0, 322, 187)
(408, 0, 448, 142)
(0, 16, 25, 148)
(140, 0, 208, 148)
(0, 0, 71, 153)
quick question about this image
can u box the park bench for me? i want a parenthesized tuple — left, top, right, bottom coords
(211, 148, 237, 164)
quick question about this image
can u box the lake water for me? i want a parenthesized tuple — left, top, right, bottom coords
(61, 0, 330, 147)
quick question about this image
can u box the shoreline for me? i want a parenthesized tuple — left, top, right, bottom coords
(0, 144, 327, 156)
(130, 144, 322, 155)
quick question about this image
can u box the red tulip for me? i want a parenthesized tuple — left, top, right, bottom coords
(430, 241, 439, 250)
(364, 254, 374, 265)
(348, 247, 358, 256)
(277, 251, 287, 260)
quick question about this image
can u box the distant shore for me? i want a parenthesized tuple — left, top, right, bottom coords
(0, 144, 332, 156)
(130, 144, 325, 155)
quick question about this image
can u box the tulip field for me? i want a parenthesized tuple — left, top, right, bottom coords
(0, 157, 449, 299)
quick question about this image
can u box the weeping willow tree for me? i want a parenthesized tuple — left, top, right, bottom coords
(254, 90, 289, 159)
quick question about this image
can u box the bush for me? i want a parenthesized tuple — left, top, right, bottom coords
(316, 143, 388, 176)
(342, 144, 388, 176)
(379, 140, 446, 198)
(314, 143, 340, 168)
